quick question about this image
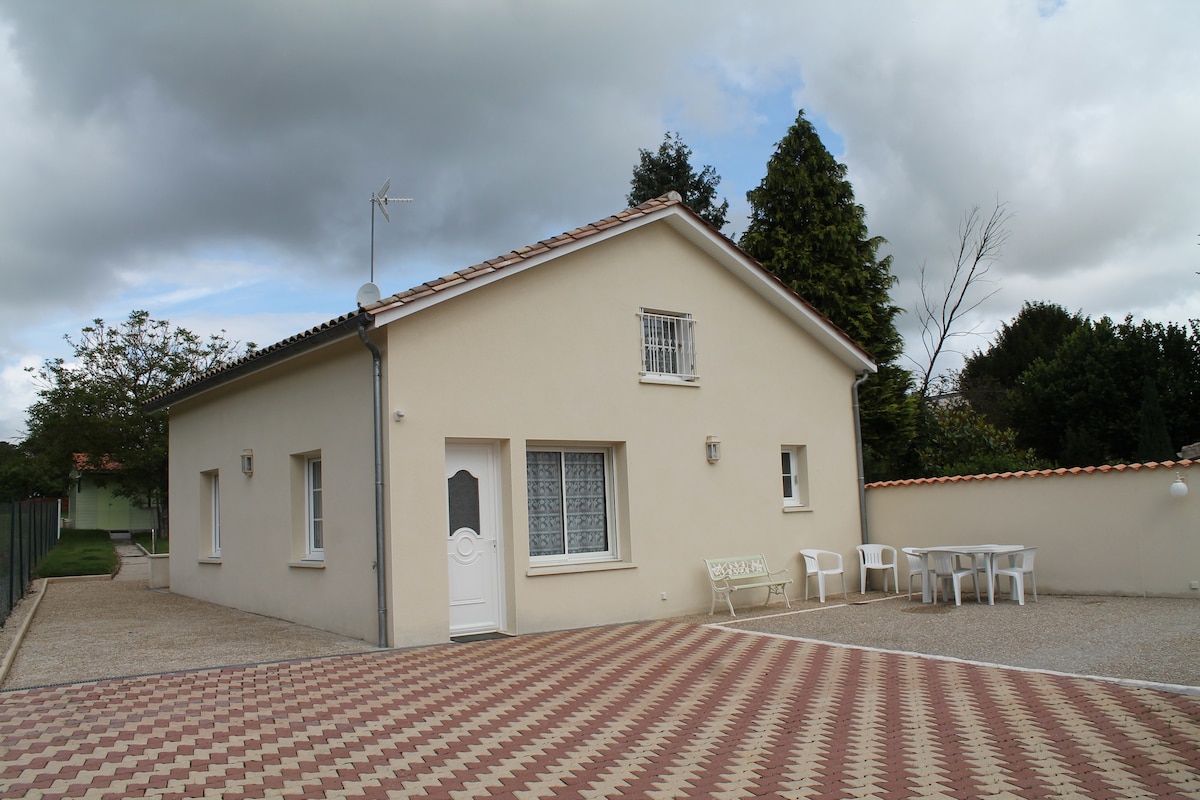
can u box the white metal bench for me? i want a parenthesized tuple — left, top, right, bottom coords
(704, 554, 792, 616)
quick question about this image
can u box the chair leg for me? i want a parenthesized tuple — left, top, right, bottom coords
(1031, 574, 1037, 602)
(860, 568, 867, 594)
(1013, 576, 1024, 606)
(840, 573, 847, 601)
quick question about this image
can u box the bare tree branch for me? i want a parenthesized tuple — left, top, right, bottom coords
(914, 199, 1013, 400)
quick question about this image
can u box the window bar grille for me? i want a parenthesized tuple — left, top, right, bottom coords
(641, 312, 697, 379)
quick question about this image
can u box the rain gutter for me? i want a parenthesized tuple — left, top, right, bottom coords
(357, 319, 388, 648)
(852, 371, 871, 546)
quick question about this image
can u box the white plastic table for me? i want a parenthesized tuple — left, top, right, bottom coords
(910, 544, 1025, 605)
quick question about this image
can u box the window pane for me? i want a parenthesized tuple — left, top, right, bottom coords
(563, 452, 608, 553)
(447, 469, 480, 536)
(211, 474, 221, 555)
(782, 451, 794, 499)
(527, 451, 565, 556)
(643, 315, 679, 375)
(309, 458, 324, 553)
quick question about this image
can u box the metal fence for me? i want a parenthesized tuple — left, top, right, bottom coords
(0, 498, 61, 626)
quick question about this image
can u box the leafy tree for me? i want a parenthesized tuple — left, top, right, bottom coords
(958, 301, 1088, 431)
(0, 440, 55, 501)
(1134, 376, 1174, 463)
(739, 109, 915, 479)
(628, 132, 729, 229)
(1004, 315, 1200, 466)
(21, 311, 252, 530)
(916, 399, 1046, 478)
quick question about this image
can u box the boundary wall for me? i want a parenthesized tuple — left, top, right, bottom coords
(865, 460, 1198, 598)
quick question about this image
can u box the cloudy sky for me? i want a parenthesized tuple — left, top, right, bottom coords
(1, 1, 1197, 440)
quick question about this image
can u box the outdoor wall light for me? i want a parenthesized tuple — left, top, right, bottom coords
(706, 436, 721, 464)
(241, 449, 254, 477)
(1170, 473, 1188, 499)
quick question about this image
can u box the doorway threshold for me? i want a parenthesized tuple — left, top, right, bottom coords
(451, 632, 513, 644)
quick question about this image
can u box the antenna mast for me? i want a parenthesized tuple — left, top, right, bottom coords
(370, 178, 412, 283)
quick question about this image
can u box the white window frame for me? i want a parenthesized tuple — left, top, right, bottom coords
(782, 445, 810, 510)
(639, 309, 698, 382)
(306, 456, 324, 560)
(526, 446, 618, 566)
(210, 472, 221, 557)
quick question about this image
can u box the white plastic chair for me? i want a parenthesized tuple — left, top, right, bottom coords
(856, 544, 898, 594)
(901, 547, 926, 601)
(929, 550, 980, 606)
(994, 547, 1038, 605)
(800, 549, 847, 603)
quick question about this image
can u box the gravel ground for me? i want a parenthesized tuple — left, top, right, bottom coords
(0, 578, 380, 690)
(693, 593, 1200, 691)
(2, 574, 1198, 693)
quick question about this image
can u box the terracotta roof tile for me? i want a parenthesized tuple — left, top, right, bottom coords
(866, 459, 1196, 489)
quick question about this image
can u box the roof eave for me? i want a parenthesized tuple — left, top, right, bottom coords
(143, 312, 371, 412)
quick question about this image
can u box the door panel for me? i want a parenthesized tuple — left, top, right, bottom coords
(445, 443, 502, 635)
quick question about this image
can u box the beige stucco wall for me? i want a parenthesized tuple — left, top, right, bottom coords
(383, 222, 866, 646)
(166, 338, 382, 641)
(164, 219, 869, 647)
(865, 462, 1200, 597)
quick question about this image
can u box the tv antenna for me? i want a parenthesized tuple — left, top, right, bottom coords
(369, 178, 412, 284)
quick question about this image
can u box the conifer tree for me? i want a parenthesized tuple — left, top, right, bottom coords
(628, 132, 729, 230)
(740, 110, 915, 479)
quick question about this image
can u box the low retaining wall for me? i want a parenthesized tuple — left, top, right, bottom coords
(148, 554, 169, 589)
(865, 460, 1198, 598)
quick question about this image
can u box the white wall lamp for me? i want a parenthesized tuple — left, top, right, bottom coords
(706, 436, 721, 464)
(241, 449, 254, 477)
(1170, 473, 1188, 499)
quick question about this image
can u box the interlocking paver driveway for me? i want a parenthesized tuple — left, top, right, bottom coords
(3, 620, 1199, 799)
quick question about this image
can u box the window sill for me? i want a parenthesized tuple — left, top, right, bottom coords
(639, 375, 701, 387)
(198, 557, 222, 565)
(288, 559, 326, 569)
(526, 561, 636, 577)
(783, 505, 814, 513)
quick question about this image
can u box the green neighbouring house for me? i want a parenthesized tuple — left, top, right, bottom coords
(66, 454, 156, 532)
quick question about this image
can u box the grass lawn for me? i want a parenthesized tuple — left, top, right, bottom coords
(132, 530, 169, 554)
(34, 529, 119, 578)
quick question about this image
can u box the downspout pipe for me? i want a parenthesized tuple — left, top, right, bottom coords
(358, 320, 388, 647)
(852, 371, 871, 546)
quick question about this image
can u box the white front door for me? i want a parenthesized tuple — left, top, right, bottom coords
(445, 443, 503, 636)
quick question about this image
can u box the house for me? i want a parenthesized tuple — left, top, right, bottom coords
(66, 454, 156, 532)
(145, 193, 877, 647)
